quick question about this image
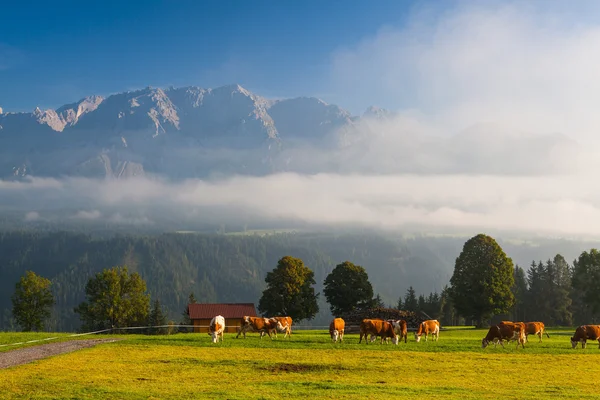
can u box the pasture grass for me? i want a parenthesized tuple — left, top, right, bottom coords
(1, 328, 600, 399)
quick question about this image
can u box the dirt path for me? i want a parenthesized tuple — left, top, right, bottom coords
(0, 338, 122, 369)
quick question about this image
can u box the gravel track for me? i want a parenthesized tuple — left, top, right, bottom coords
(0, 338, 122, 369)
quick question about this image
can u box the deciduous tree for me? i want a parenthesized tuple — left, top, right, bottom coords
(323, 261, 374, 316)
(449, 234, 514, 327)
(74, 266, 150, 331)
(258, 256, 319, 322)
(11, 271, 54, 332)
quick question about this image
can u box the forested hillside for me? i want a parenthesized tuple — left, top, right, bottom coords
(0, 230, 596, 331)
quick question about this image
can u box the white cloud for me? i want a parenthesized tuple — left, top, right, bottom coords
(330, 1, 600, 142)
(3, 173, 600, 238)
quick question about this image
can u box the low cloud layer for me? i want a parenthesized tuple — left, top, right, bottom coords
(3, 173, 600, 238)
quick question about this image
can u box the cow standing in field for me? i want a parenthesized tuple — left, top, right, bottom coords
(263, 316, 293, 339)
(414, 320, 440, 342)
(570, 325, 600, 349)
(236, 316, 282, 339)
(373, 319, 408, 344)
(391, 319, 408, 343)
(482, 322, 525, 349)
(524, 321, 550, 342)
(359, 319, 398, 344)
(329, 318, 345, 343)
(498, 321, 528, 347)
(208, 315, 225, 344)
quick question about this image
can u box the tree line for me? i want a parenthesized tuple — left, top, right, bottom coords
(7, 232, 600, 331)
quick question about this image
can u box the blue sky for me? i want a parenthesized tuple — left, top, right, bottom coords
(0, 0, 427, 114)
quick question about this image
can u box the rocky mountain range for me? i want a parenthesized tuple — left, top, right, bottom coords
(0, 84, 579, 179)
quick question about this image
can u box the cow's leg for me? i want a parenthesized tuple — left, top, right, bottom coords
(538, 332, 542, 342)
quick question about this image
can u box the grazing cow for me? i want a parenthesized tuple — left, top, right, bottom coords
(570, 325, 600, 349)
(359, 319, 399, 345)
(377, 319, 408, 344)
(208, 315, 225, 344)
(524, 322, 550, 342)
(482, 322, 525, 349)
(266, 316, 293, 339)
(235, 316, 282, 339)
(329, 318, 345, 343)
(414, 320, 440, 342)
(498, 321, 527, 346)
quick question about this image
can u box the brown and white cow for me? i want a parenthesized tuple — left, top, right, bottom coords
(524, 321, 550, 342)
(376, 319, 408, 344)
(414, 320, 440, 342)
(570, 325, 600, 349)
(498, 321, 527, 346)
(482, 322, 525, 349)
(359, 319, 399, 344)
(266, 316, 293, 339)
(329, 318, 345, 343)
(235, 316, 282, 339)
(208, 315, 225, 343)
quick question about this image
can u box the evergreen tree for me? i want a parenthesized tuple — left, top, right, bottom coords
(11, 271, 54, 332)
(548, 255, 572, 326)
(396, 296, 403, 310)
(439, 285, 457, 326)
(258, 256, 319, 322)
(372, 293, 385, 308)
(403, 286, 418, 312)
(181, 292, 196, 332)
(417, 294, 426, 313)
(148, 299, 167, 335)
(323, 261, 374, 316)
(511, 265, 528, 321)
(449, 234, 514, 327)
(571, 249, 600, 324)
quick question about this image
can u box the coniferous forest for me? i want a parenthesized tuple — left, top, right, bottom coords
(0, 230, 599, 332)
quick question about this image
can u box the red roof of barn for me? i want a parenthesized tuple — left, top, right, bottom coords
(188, 303, 257, 320)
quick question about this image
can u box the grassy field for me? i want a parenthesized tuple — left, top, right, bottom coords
(1, 327, 600, 399)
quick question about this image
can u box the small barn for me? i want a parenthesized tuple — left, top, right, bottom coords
(188, 303, 257, 333)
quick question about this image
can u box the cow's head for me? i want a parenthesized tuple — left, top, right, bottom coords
(210, 332, 219, 343)
(331, 329, 339, 342)
(482, 338, 490, 349)
(390, 335, 399, 345)
(414, 333, 422, 342)
(570, 336, 578, 349)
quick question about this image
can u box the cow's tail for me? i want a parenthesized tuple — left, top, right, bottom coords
(545, 330, 550, 338)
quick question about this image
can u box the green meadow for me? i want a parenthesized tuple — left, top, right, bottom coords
(1, 327, 600, 399)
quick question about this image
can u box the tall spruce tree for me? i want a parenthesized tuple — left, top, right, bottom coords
(511, 265, 528, 321)
(148, 299, 167, 335)
(571, 249, 600, 324)
(403, 286, 418, 312)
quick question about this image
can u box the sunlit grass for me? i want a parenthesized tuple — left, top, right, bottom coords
(1, 328, 599, 399)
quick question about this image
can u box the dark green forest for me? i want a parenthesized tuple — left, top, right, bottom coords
(0, 230, 598, 331)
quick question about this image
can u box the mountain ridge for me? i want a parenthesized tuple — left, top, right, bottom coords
(0, 83, 578, 179)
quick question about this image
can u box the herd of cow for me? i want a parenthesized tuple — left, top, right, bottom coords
(206, 315, 440, 345)
(207, 315, 600, 349)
